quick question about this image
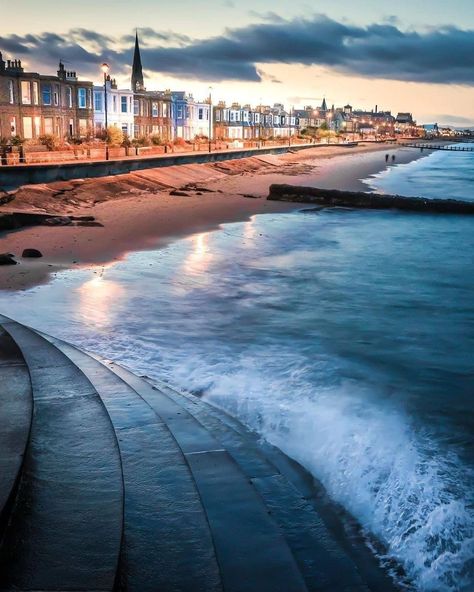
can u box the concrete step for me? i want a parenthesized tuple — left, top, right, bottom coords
(115, 371, 371, 592)
(156, 382, 399, 592)
(0, 327, 32, 538)
(0, 319, 398, 592)
(94, 356, 309, 592)
(45, 336, 222, 592)
(0, 319, 123, 592)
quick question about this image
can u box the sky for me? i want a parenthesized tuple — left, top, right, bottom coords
(1, 0, 474, 125)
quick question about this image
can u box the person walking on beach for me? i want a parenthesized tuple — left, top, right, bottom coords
(385, 154, 389, 162)
(392, 154, 396, 162)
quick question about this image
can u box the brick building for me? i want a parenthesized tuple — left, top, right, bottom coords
(132, 90, 174, 141)
(0, 53, 94, 141)
(130, 34, 174, 141)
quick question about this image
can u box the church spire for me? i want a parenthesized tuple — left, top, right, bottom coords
(321, 97, 327, 111)
(131, 30, 145, 91)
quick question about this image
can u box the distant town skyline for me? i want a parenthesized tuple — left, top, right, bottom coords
(1, 0, 474, 126)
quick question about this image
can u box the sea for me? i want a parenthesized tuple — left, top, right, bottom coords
(1, 145, 473, 591)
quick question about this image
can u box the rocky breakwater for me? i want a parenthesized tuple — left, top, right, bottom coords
(267, 184, 474, 214)
(0, 212, 102, 232)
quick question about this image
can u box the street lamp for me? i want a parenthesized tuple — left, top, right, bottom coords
(288, 106, 292, 147)
(101, 62, 110, 161)
(208, 86, 212, 153)
(259, 99, 263, 148)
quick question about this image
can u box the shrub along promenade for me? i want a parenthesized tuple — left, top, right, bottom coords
(0, 137, 316, 166)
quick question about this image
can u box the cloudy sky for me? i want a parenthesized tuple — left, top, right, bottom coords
(1, 0, 474, 125)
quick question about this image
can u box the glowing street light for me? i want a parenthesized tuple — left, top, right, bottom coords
(208, 86, 213, 153)
(101, 62, 110, 161)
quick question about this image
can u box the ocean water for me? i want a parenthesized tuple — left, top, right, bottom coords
(364, 145, 474, 201)
(1, 147, 473, 591)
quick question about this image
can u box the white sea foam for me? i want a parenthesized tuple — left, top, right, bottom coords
(152, 344, 474, 592)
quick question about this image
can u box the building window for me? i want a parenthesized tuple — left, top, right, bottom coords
(23, 116, 33, 139)
(34, 116, 41, 137)
(66, 87, 72, 108)
(121, 96, 127, 113)
(68, 119, 74, 136)
(94, 91, 103, 112)
(32, 82, 39, 105)
(177, 106, 183, 119)
(79, 119, 88, 136)
(10, 116, 16, 136)
(88, 89, 92, 109)
(112, 95, 117, 112)
(53, 85, 60, 106)
(163, 103, 168, 117)
(21, 81, 31, 104)
(198, 108, 203, 120)
(152, 102, 159, 117)
(8, 80, 14, 104)
(133, 99, 139, 116)
(44, 117, 53, 135)
(78, 88, 87, 109)
(42, 84, 52, 105)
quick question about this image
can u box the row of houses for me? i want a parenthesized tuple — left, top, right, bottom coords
(0, 34, 420, 144)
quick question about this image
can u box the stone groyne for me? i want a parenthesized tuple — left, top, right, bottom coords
(268, 184, 474, 214)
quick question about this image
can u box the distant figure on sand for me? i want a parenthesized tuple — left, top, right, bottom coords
(392, 155, 396, 162)
(385, 154, 389, 162)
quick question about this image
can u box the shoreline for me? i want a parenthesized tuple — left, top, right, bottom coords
(0, 143, 428, 291)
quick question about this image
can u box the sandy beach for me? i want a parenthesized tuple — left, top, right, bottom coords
(0, 142, 426, 290)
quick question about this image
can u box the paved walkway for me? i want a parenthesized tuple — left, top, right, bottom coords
(0, 315, 400, 591)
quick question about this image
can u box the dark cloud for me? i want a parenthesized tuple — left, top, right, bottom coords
(120, 28, 192, 47)
(0, 16, 473, 85)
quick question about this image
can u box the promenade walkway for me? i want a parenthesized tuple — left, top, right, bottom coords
(0, 316, 400, 591)
(0, 142, 323, 190)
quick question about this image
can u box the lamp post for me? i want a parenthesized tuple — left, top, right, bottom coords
(259, 99, 263, 148)
(208, 86, 212, 153)
(288, 107, 291, 147)
(101, 62, 110, 161)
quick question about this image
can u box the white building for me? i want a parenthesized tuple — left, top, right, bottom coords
(187, 96, 212, 139)
(173, 92, 212, 141)
(93, 80, 134, 137)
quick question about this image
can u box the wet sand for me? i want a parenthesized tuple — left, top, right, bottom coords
(0, 143, 427, 291)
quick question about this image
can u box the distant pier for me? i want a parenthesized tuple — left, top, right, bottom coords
(403, 142, 474, 152)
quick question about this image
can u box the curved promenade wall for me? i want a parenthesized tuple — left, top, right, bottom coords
(0, 144, 314, 190)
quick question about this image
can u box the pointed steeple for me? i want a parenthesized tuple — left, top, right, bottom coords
(131, 30, 145, 91)
(321, 97, 327, 111)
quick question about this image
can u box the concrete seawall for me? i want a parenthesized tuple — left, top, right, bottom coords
(0, 144, 315, 190)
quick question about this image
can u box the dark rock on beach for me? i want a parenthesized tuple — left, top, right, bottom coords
(22, 248, 43, 258)
(0, 253, 17, 265)
(170, 190, 190, 197)
(69, 215, 96, 222)
(40, 216, 72, 226)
